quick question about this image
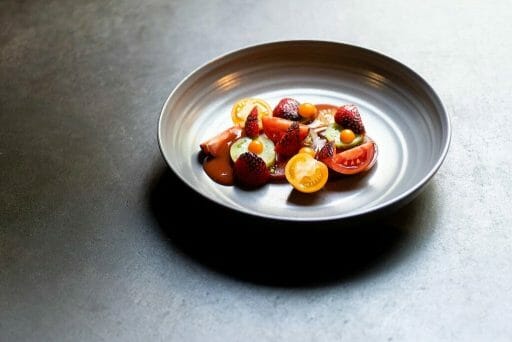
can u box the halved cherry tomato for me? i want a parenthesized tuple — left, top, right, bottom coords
(231, 98, 272, 127)
(299, 147, 316, 157)
(323, 140, 376, 175)
(261, 116, 309, 144)
(285, 153, 329, 193)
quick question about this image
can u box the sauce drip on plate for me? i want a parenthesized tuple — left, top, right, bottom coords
(203, 141, 234, 185)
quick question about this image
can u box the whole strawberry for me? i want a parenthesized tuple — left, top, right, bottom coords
(334, 105, 365, 134)
(273, 98, 300, 121)
(245, 107, 259, 138)
(234, 152, 270, 188)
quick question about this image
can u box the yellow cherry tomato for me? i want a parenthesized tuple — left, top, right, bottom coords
(340, 129, 356, 144)
(298, 103, 318, 120)
(299, 147, 316, 157)
(248, 139, 264, 154)
(285, 153, 329, 193)
(231, 98, 272, 127)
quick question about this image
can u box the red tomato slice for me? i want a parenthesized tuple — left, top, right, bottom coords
(324, 140, 377, 175)
(262, 116, 309, 143)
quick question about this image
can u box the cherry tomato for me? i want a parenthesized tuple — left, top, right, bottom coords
(323, 141, 376, 175)
(298, 103, 318, 119)
(248, 139, 263, 154)
(231, 98, 272, 127)
(285, 153, 329, 193)
(299, 147, 316, 157)
(340, 129, 356, 144)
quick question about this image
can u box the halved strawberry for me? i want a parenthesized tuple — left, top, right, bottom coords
(273, 98, 300, 121)
(316, 141, 335, 161)
(244, 107, 259, 138)
(334, 105, 365, 134)
(275, 122, 302, 157)
(234, 152, 270, 188)
(262, 116, 309, 144)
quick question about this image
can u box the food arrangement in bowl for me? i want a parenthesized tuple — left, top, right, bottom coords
(158, 41, 450, 221)
(199, 97, 378, 193)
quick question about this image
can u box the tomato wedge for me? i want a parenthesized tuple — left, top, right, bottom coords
(285, 153, 329, 193)
(323, 140, 377, 175)
(262, 116, 309, 143)
(200, 126, 242, 157)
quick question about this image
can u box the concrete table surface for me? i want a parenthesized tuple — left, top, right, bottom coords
(1, 1, 511, 341)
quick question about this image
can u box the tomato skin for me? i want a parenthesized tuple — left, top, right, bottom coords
(323, 140, 377, 175)
(340, 129, 356, 144)
(298, 147, 316, 157)
(200, 126, 243, 157)
(298, 103, 318, 119)
(285, 153, 329, 193)
(363, 141, 378, 171)
(261, 116, 309, 143)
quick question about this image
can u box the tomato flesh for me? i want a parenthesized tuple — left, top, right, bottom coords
(285, 153, 329, 193)
(324, 140, 376, 175)
(262, 116, 309, 143)
(231, 98, 272, 127)
(200, 126, 242, 157)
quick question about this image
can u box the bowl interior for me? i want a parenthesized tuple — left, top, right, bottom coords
(159, 41, 450, 221)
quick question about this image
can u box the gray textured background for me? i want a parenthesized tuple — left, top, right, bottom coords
(1, 1, 511, 341)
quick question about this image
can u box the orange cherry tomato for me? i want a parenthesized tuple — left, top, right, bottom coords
(340, 129, 356, 144)
(298, 103, 318, 119)
(231, 98, 272, 127)
(285, 153, 329, 193)
(248, 139, 264, 154)
(299, 147, 316, 157)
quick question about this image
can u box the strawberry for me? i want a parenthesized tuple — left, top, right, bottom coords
(234, 152, 270, 188)
(262, 116, 309, 144)
(273, 98, 300, 121)
(244, 107, 259, 138)
(316, 141, 335, 161)
(275, 122, 302, 157)
(334, 105, 365, 134)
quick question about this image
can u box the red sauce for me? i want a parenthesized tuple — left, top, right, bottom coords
(203, 141, 234, 185)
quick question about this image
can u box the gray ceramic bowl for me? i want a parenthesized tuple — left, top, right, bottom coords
(158, 41, 451, 221)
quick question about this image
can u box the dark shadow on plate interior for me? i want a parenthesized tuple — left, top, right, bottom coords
(149, 166, 434, 288)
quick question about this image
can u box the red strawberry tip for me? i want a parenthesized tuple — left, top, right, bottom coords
(244, 106, 260, 138)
